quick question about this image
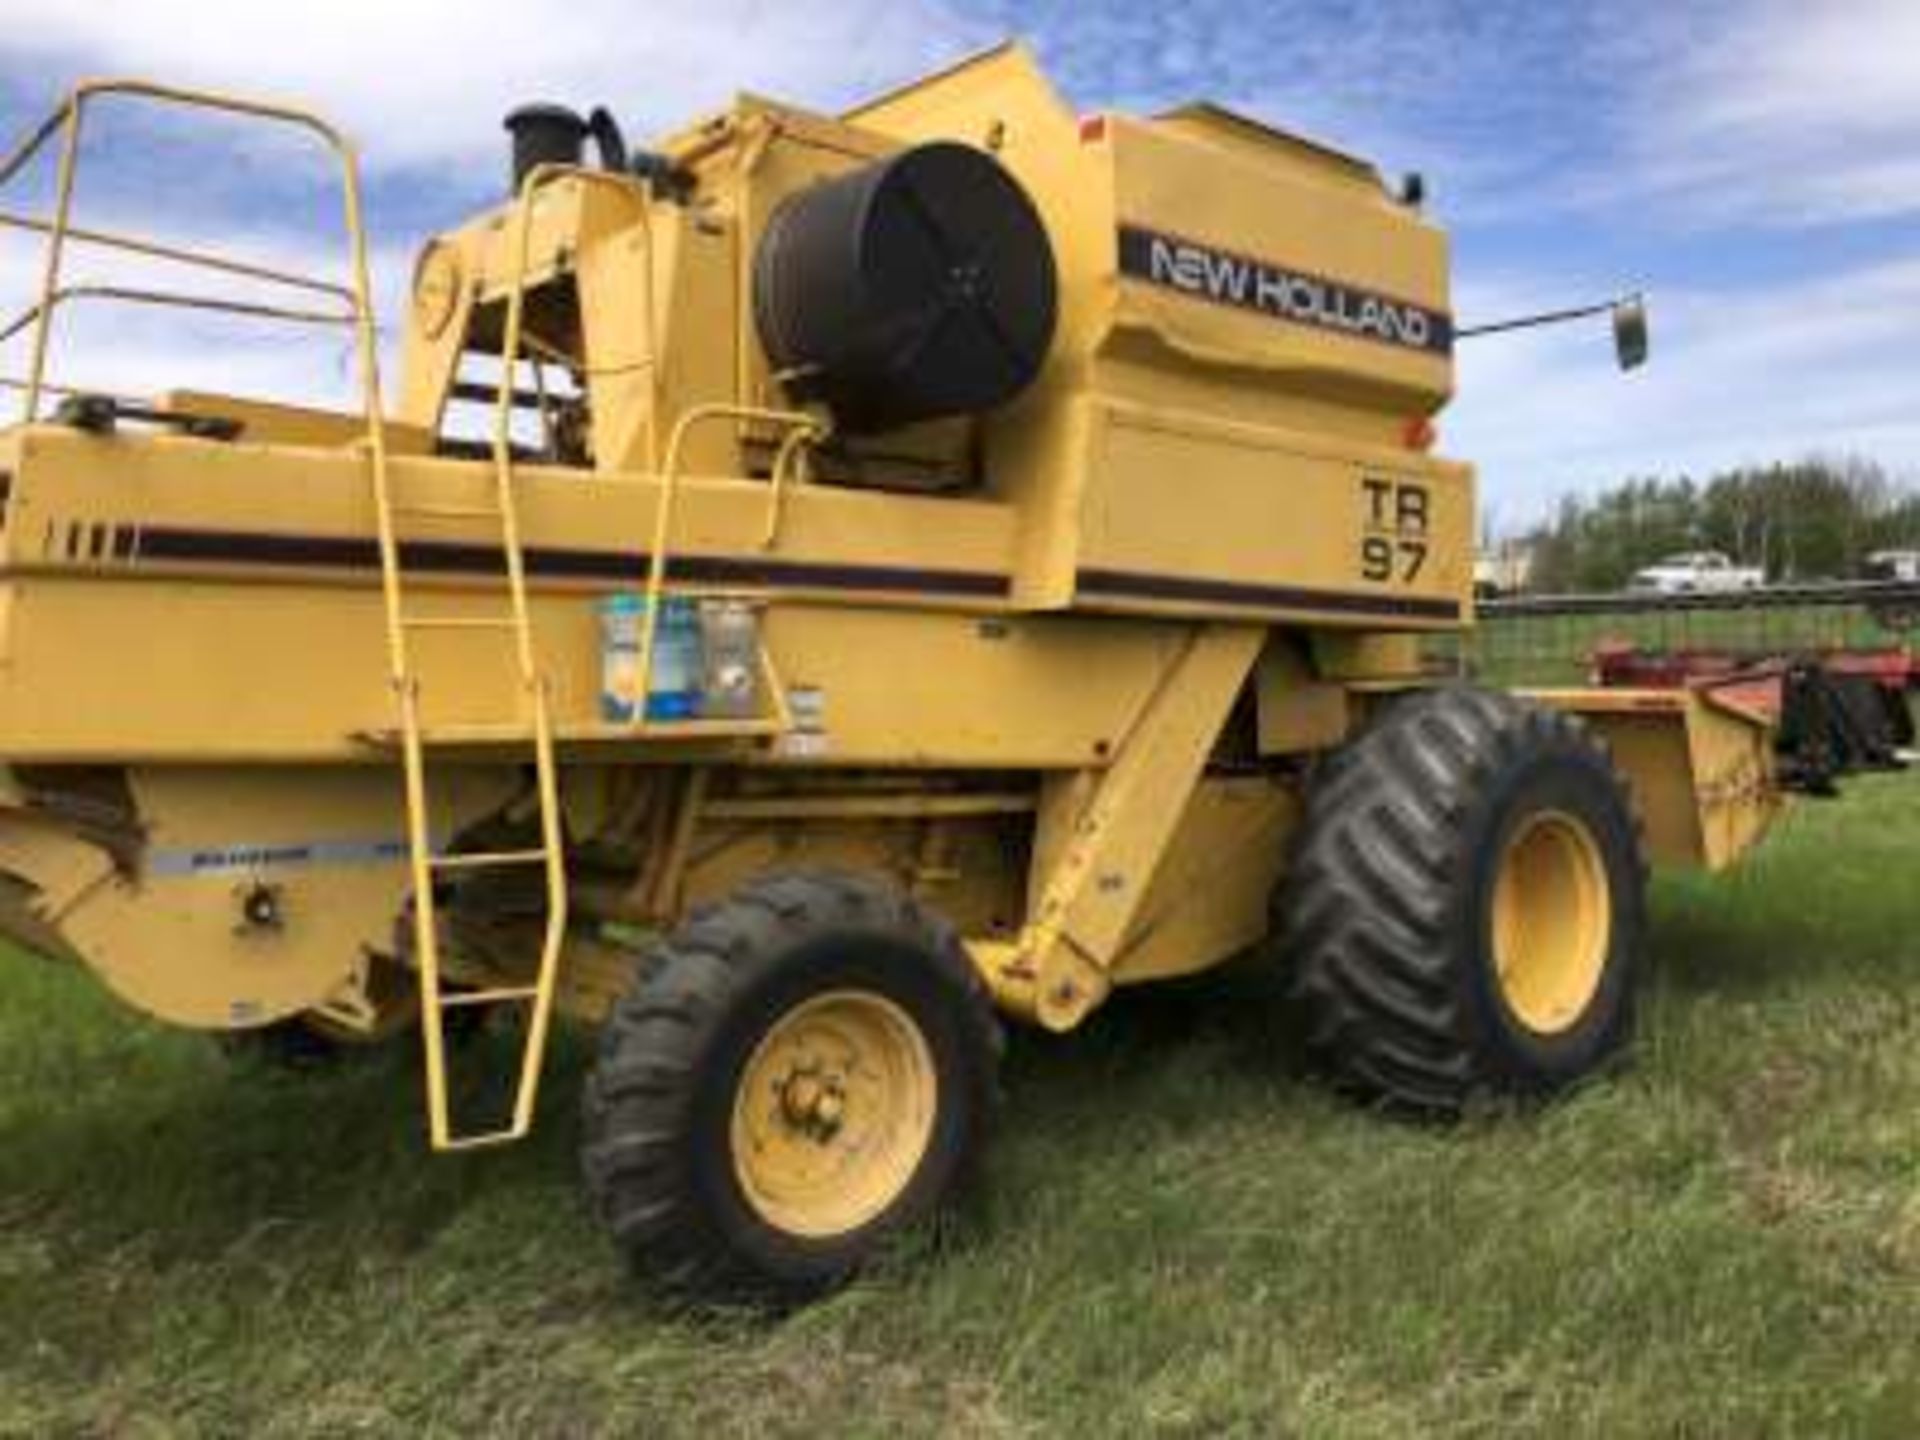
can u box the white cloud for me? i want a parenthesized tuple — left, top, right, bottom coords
(0, 201, 416, 415)
(1031, 3, 1623, 225)
(0, 0, 988, 409)
(5, 0, 1913, 522)
(1617, 0, 1920, 225)
(0, 0, 986, 173)
(1450, 257, 1920, 530)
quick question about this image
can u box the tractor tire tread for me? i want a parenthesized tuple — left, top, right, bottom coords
(1275, 685, 1646, 1115)
(581, 869, 1000, 1304)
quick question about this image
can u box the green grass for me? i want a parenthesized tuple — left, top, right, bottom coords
(5, 778, 1920, 1436)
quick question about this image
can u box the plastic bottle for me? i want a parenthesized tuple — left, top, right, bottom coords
(698, 599, 761, 719)
(598, 593, 703, 721)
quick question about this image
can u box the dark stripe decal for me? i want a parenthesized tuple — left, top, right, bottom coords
(1076, 567, 1461, 620)
(121, 525, 1457, 619)
(132, 525, 1012, 599)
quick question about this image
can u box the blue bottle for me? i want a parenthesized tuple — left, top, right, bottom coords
(599, 593, 703, 721)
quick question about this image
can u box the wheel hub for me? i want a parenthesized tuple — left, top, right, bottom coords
(1491, 809, 1613, 1034)
(776, 1064, 847, 1139)
(729, 989, 938, 1239)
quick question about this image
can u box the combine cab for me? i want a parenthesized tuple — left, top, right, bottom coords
(0, 51, 1787, 1302)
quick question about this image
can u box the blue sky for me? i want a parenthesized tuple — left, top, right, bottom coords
(1, 0, 1915, 531)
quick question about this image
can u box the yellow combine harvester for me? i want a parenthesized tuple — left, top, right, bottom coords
(0, 48, 1782, 1301)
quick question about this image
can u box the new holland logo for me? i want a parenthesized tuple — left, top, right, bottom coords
(1118, 225, 1453, 357)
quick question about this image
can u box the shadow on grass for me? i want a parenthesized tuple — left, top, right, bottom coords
(2, 1004, 600, 1268)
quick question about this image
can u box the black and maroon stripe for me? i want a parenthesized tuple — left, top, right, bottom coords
(121, 524, 1461, 620)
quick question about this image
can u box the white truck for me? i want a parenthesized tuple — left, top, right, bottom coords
(1862, 550, 1920, 584)
(1627, 550, 1765, 595)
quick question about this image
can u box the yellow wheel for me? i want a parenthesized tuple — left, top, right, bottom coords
(583, 872, 1000, 1304)
(729, 990, 939, 1239)
(1491, 811, 1612, 1035)
(1278, 686, 1646, 1113)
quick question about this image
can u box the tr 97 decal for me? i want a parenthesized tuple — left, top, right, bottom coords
(1360, 476, 1430, 584)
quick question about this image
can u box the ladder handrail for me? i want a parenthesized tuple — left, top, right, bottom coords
(0, 76, 451, 1148)
(0, 207, 357, 302)
(637, 402, 826, 722)
(0, 284, 354, 349)
(394, 161, 662, 1150)
(0, 78, 381, 423)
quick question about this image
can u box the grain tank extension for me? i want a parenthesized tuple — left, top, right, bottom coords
(0, 50, 1782, 1302)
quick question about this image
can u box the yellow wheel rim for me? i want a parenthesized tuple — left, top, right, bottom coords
(1491, 809, 1612, 1035)
(729, 989, 938, 1239)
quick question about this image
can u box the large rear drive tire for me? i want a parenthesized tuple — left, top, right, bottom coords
(1276, 686, 1648, 1115)
(581, 871, 1001, 1304)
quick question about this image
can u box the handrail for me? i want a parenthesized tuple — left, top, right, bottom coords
(0, 208, 356, 302)
(0, 284, 354, 349)
(490, 162, 657, 679)
(374, 158, 664, 1149)
(0, 77, 382, 424)
(0, 375, 149, 405)
(634, 402, 827, 720)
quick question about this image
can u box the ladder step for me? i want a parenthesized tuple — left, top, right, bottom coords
(439, 985, 540, 1008)
(412, 721, 538, 745)
(401, 614, 520, 631)
(391, 502, 502, 521)
(429, 848, 550, 872)
(436, 1127, 532, 1154)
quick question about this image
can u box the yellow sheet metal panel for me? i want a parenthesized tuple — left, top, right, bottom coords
(1152, 103, 1382, 188)
(396, 238, 474, 431)
(1109, 774, 1298, 984)
(1683, 691, 1785, 870)
(756, 608, 1189, 770)
(0, 426, 1196, 765)
(159, 391, 435, 453)
(795, 45, 1473, 635)
(469, 179, 587, 304)
(0, 765, 509, 1028)
(0, 423, 1020, 595)
(1103, 113, 1452, 415)
(1525, 688, 1783, 871)
(574, 184, 670, 474)
(0, 582, 395, 760)
(1075, 399, 1472, 626)
(986, 624, 1264, 1027)
(0, 576, 1189, 768)
(1255, 639, 1352, 754)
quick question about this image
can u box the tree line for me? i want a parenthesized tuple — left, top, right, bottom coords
(1513, 457, 1920, 593)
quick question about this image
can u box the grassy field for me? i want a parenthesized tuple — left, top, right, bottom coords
(4, 776, 1920, 1436)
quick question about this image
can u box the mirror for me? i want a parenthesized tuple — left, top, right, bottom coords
(1613, 294, 1649, 371)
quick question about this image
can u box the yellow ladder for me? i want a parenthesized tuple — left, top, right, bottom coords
(367, 188, 569, 1155)
(0, 78, 543, 1147)
(370, 165, 822, 1149)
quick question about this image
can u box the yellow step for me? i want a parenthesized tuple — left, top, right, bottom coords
(439, 985, 541, 1008)
(429, 848, 549, 872)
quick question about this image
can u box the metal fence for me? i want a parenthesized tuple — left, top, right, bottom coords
(1438, 580, 1920, 689)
